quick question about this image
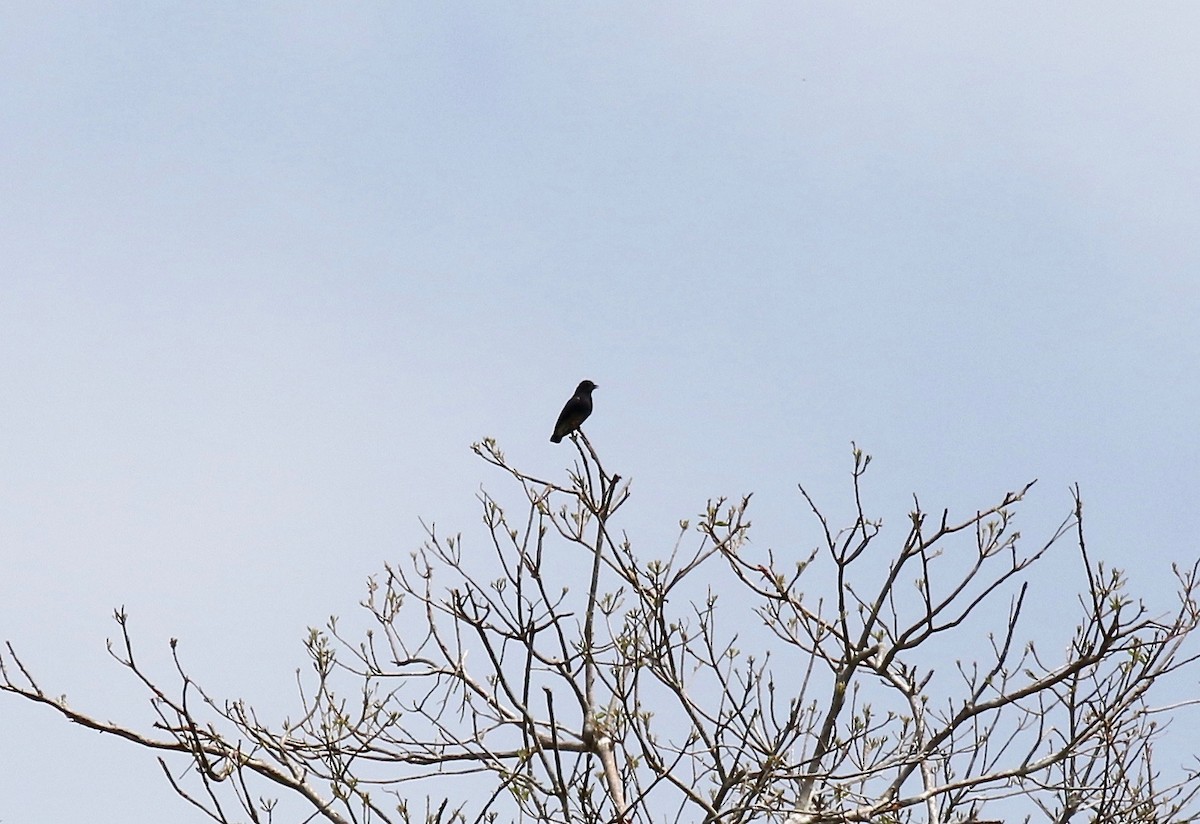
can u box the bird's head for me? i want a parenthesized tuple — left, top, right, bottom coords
(576, 380, 598, 393)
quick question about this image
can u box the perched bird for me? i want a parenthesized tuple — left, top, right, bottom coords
(550, 380, 597, 443)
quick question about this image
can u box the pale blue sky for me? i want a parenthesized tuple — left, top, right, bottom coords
(2, 5, 1199, 822)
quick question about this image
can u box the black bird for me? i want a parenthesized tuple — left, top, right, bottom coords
(550, 380, 597, 443)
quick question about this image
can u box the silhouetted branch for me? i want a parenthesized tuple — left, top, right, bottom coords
(3, 443, 1198, 824)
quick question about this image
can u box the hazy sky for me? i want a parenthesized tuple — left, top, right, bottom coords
(2, 5, 1199, 822)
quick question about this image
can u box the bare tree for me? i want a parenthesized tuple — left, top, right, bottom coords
(4, 438, 1199, 824)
